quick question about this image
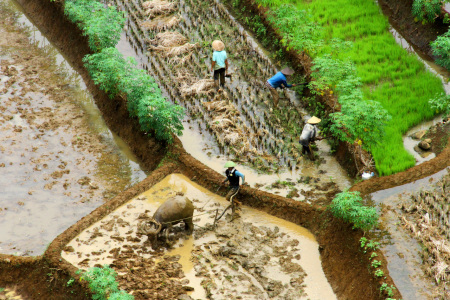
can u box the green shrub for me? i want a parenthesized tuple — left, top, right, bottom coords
(429, 92, 450, 119)
(329, 190, 378, 231)
(330, 100, 391, 151)
(65, 0, 125, 52)
(77, 265, 133, 300)
(412, 0, 445, 24)
(431, 29, 450, 70)
(83, 48, 184, 142)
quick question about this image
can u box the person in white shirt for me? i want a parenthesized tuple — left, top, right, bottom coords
(299, 116, 323, 161)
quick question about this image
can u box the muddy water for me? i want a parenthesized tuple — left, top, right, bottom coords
(368, 168, 449, 299)
(0, 0, 147, 255)
(112, 0, 352, 200)
(63, 174, 336, 299)
(0, 288, 23, 300)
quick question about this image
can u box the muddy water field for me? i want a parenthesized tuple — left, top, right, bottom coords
(0, 0, 147, 255)
(1, 0, 450, 299)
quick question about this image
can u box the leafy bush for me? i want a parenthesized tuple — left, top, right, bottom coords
(65, 0, 125, 52)
(329, 190, 378, 231)
(83, 48, 184, 142)
(330, 99, 391, 151)
(77, 265, 133, 300)
(431, 29, 450, 70)
(412, 0, 445, 24)
(429, 92, 450, 119)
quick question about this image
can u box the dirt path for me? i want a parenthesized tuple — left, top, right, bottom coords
(0, 0, 146, 255)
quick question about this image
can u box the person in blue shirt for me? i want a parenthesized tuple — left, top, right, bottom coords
(265, 67, 297, 107)
(222, 161, 245, 203)
(211, 40, 228, 92)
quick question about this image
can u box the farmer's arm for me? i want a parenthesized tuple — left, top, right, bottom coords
(222, 176, 229, 185)
(235, 171, 245, 185)
(281, 79, 297, 89)
(211, 61, 216, 72)
(225, 58, 228, 72)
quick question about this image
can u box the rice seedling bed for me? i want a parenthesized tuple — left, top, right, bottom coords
(279, 0, 445, 175)
(109, 0, 310, 172)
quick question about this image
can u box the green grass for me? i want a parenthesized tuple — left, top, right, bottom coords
(258, 0, 444, 175)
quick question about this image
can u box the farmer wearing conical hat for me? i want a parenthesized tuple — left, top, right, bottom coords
(222, 161, 245, 203)
(211, 40, 229, 92)
(299, 116, 323, 161)
(265, 67, 298, 107)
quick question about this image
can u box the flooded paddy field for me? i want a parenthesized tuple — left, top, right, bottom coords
(62, 174, 336, 300)
(0, 0, 147, 255)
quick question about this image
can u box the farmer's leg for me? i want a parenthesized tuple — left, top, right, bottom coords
(225, 187, 239, 201)
(270, 88, 279, 107)
(213, 69, 220, 90)
(218, 68, 225, 88)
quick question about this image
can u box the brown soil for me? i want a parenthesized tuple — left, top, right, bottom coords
(424, 121, 450, 155)
(1, 0, 449, 300)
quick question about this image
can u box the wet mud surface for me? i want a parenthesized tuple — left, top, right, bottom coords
(62, 174, 335, 299)
(0, 0, 147, 255)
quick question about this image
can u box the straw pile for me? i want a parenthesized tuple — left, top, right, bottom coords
(148, 32, 199, 57)
(180, 79, 216, 97)
(203, 100, 263, 157)
(143, 0, 177, 18)
(148, 31, 187, 47)
(140, 15, 181, 31)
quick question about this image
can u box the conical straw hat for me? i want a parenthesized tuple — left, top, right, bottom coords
(307, 116, 321, 124)
(224, 161, 236, 168)
(212, 40, 225, 51)
(280, 67, 295, 75)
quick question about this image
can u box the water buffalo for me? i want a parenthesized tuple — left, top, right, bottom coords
(138, 195, 194, 248)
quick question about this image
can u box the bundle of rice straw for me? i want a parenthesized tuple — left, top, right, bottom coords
(169, 52, 193, 65)
(210, 117, 233, 131)
(148, 43, 199, 57)
(166, 43, 199, 57)
(180, 79, 215, 96)
(148, 31, 187, 47)
(143, 0, 177, 18)
(140, 15, 181, 31)
(224, 132, 243, 145)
